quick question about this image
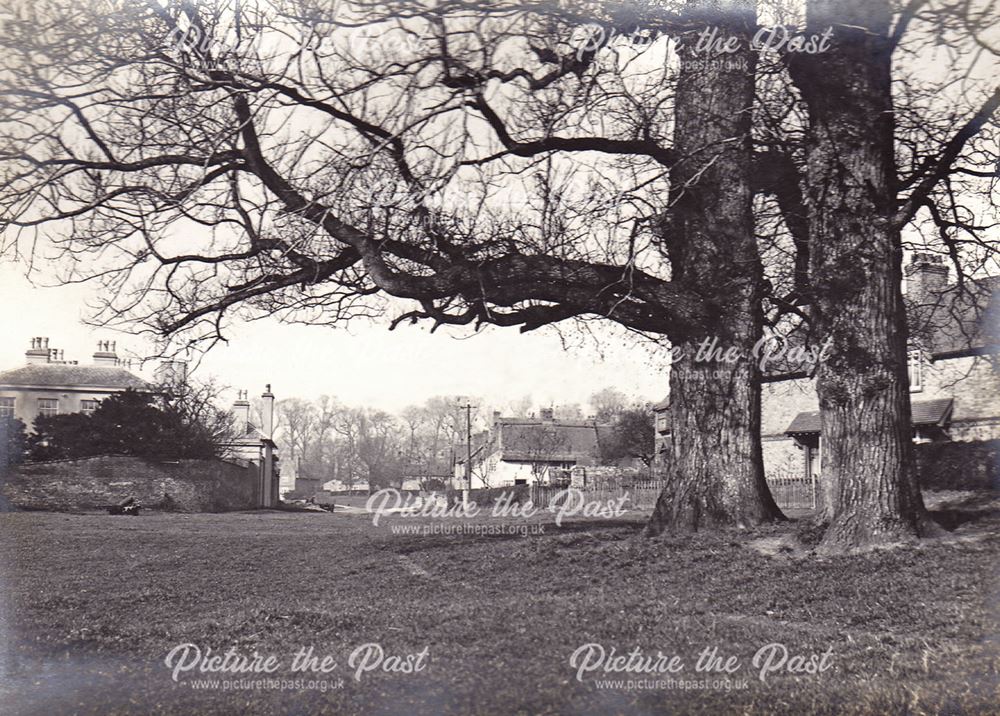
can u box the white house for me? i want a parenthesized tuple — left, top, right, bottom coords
(455, 409, 612, 488)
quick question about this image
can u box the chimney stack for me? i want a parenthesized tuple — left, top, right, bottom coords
(93, 340, 119, 366)
(261, 384, 275, 440)
(232, 390, 250, 437)
(906, 253, 949, 304)
(26, 337, 51, 364)
(154, 360, 188, 389)
(260, 385, 276, 508)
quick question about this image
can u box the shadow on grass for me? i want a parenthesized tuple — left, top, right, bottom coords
(925, 490, 1000, 531)
(928, 506, 999, 530)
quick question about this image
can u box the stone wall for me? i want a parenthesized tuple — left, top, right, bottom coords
(1, 455, 259, 512)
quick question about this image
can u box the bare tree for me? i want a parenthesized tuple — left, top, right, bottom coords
(156, 374, 240, 459)
(505, 395, 535, 419)
(589, 387, 629, 422)
(400, 396, 463, 487)
(276, 397, 317, 477)
(520, 425, 570, 484)
(334, 406, 402, 490)
(782, 0, 999, 553)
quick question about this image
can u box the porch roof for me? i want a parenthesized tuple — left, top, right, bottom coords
(785, 397, 954, 436)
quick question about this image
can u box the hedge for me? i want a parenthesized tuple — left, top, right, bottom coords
(915, 439, 999, 491)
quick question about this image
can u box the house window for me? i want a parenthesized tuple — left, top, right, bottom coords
(81, 399, 99, 416)
(0, 397, 14, 418)
(907, 349, 923, 392)
(38, 398, 59, 417)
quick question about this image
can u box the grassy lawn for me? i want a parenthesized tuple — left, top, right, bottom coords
(1, 495, 997, 715)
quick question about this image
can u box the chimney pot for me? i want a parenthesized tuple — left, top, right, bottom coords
(93, 340, 120, 366)
(26, 338, 51, 364)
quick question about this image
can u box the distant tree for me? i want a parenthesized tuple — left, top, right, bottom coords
(400, 396, 463, 487)
(335, 407, 403, 490)
(554, 403, 583, 420)
(28, 389, 225, 461)
(276, 398, 318, 475)
(470, 451, 499, 489)
(300, 395, 342, 480)
(159, 376, 239, 458)
(601, 408, 656, 468)
(506, 396, 535, 419)
(589, 388, 629, 423)
(521, 426, 569, 483)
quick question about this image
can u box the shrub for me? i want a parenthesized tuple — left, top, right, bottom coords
(915, 439, 999, 491)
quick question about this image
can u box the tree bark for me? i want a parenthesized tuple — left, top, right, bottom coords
(788, 0, 937, 553)
(646, 1, 784, 535)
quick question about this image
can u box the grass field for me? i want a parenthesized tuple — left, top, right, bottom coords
(1, 493, 998, 715)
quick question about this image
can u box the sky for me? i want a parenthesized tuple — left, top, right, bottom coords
(0, 262, 670, 414)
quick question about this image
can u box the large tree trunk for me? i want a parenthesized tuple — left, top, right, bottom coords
(789, 0, 937, 553)
(646, 1, 783, 535)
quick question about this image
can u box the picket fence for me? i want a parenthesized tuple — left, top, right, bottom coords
(766, 472, 818, 510)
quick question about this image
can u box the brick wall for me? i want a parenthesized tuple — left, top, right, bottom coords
(760, 378, 817, 479)
(1, 455, 259, 512)
(761, 377, 818, 437)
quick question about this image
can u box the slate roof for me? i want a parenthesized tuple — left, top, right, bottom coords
(227, 421, 266, 445)
(0, 364, 151, 390)
(785, 398, 954, 435)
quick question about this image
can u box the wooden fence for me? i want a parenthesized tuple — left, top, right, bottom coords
(529, 481, 665, 510)
(766, 474, 817, 510)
